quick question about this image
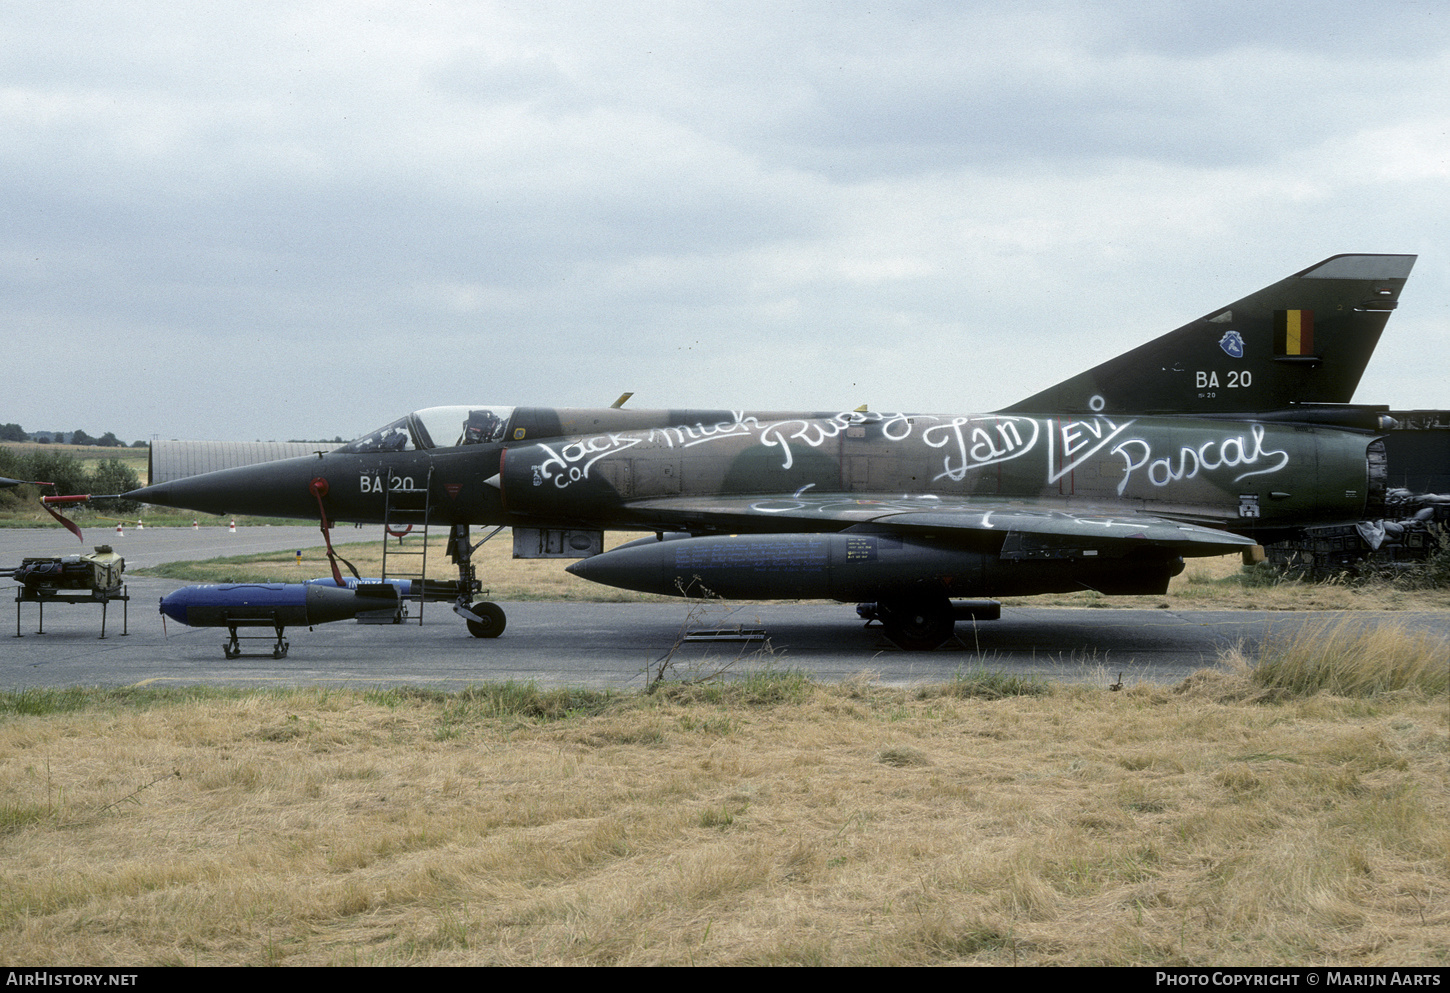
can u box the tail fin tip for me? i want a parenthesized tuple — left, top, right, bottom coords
(1003, 253, 1417, 416)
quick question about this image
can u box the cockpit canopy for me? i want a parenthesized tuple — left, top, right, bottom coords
(338, 406, 516, 454)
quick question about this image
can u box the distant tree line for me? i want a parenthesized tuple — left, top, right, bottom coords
(0, 423, 147, 447)
(0, 448, 142, 513)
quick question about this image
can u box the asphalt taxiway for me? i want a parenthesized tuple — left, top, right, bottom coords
(3, 527, 1446, 691)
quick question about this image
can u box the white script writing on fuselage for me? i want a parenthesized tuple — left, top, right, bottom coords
(1110, 425, 1289, 496)
(759, 412, 913, 470)
(529, 432, 646, 487)
(921, 416, 1041, 482)
(1046, 415, 1136, 485)
(528, 411, 915, 488)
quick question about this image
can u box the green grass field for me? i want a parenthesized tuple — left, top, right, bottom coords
(0, 439, 148, 475)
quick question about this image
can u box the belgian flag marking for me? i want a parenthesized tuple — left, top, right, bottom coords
(1274, 309, 1315, 356)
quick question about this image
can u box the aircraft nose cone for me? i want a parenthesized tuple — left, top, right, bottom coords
(123, 455, 326, 519)
(124, 474, 237, 515)
(127, 482, 173, 505)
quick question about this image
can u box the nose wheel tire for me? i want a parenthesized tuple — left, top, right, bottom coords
(465, 601, 506, 638)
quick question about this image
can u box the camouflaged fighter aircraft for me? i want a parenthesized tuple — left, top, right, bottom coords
(119, 253, 1417, 649)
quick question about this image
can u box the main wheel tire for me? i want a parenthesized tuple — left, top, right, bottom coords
(879, 596, 955, 651)
(465, 601, 506, 638)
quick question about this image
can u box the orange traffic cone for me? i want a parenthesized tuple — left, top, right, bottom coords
(229, 519, 236, 533)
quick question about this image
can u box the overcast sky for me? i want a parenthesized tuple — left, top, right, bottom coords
(3, 1, 1447, 443)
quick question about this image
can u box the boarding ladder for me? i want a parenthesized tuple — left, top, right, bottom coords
(380, 465, 434, 625)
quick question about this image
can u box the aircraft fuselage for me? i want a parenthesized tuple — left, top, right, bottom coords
(131, 405, 1376, 539)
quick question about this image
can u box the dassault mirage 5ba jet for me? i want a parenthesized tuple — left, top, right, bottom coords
(120, 254, 1418, 649)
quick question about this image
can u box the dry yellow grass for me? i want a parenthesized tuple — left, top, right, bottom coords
(1, 654, 1446, 966)
(1247, 617, 1450, 698)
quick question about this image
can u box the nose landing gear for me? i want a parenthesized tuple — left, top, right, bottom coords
(447, 524, 508, 638)
(460, 600, 506, 638)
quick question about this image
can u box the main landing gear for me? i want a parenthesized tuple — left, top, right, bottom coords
(875, 595, 956, 652)
(447, 524, 507, 638)
(857, 596, 1002, 651)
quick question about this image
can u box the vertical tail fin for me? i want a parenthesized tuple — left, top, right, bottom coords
(1002, 254, 1416, 415)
